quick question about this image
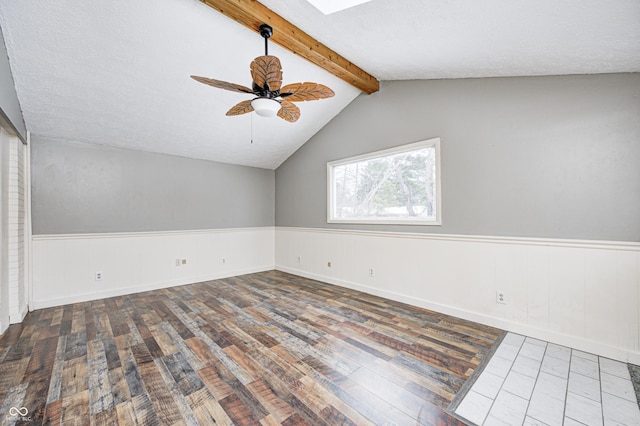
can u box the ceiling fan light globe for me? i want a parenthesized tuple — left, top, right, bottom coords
(251, 97, 280, 117)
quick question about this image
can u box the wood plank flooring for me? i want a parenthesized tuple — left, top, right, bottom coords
(0, 271, 502, 425)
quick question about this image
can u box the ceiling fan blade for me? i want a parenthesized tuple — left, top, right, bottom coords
(190, 76, 253, 94)
(251, 56, 283, 91)
(277, 100, 301, 122)
(280, 82, 335, 102)
(226, 100, 254, 116)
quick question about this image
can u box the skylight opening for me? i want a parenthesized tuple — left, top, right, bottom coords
(306, 0, 374, 15)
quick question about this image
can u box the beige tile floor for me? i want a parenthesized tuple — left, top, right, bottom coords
(454, 333, 640, 426)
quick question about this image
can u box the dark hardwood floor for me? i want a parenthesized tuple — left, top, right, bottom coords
(0, 271, 502, 425)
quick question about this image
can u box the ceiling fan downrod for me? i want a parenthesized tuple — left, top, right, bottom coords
(259, 24, 273, 56)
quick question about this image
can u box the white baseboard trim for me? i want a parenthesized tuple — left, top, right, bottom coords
(276, 265, 640, 364)
(31, 265, 273, 310)
(10, 303, 29, 324)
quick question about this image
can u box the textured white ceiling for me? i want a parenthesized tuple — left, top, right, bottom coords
(1, 0, 638, 169)
(0, 0, 360, 169)
(265, 0, 640, 80)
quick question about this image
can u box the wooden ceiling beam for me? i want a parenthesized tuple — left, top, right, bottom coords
(199, 0, 380, 94)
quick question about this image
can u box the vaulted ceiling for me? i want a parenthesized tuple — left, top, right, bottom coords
(1, 0, 638, 169)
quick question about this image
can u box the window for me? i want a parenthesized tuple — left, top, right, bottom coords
(328, 138, 441, 225)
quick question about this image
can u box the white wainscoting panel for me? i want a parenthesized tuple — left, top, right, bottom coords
(275, 227, 640, 364)
(8, 138, 28, 324)
(32, 227, 275, 309)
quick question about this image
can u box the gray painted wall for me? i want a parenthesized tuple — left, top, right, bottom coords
(32, 137, 274, 234)
(276, 73, 640, 242)
(0, 27, 26, 140)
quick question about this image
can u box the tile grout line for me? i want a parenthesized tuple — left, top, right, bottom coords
(480, 341, 516, 425)
(562, 348, 573, 424)
(483, 334, 527, 425)
(522, 339, 549, 426)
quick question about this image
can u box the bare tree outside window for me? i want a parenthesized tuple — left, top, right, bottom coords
(328, 138, 441, 225)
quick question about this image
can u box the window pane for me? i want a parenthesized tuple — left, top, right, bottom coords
(329, 139, 440, 224)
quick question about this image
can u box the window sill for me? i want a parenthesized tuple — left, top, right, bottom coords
(327, 219, 442, 226)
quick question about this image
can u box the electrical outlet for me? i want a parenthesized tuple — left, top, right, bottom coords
(496, 290, 507, 304)
(297, 256, 302, 263)
(176, 259, 181, 267)
(95, 271, 103, 281)
(182, 259, 187, 265)
(369, 267, 375, 278)
(221, 257, 226, 264)
(327, 261, 332, 267)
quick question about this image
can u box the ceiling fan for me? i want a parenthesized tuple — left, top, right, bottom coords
(191, 24, 334, 123)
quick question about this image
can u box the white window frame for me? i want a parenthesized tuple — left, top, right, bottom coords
(327, 137, 442, 225)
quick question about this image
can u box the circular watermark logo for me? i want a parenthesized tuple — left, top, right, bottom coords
(9, 407, 28, 417)
(6, 407, 31, 421)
